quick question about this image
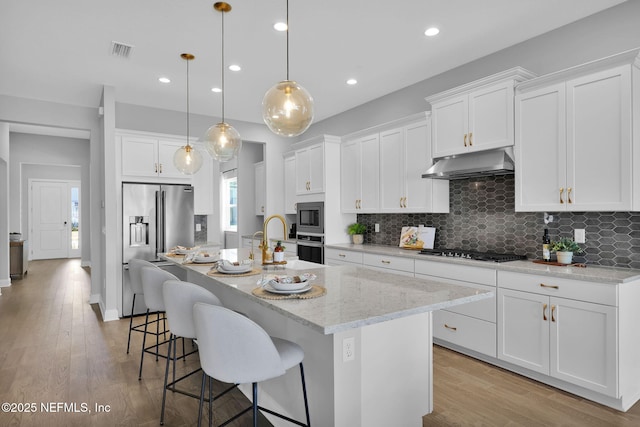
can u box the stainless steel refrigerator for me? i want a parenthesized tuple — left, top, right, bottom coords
(122, 183, 194, 316)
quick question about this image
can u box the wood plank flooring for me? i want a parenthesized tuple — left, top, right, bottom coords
(1, 259, 639, 426)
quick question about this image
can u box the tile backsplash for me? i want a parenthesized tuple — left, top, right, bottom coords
(357, 175, 640, 269)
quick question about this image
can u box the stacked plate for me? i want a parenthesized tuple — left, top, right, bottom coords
(216, 260, 252, 274)
(262, 274, 313, 294)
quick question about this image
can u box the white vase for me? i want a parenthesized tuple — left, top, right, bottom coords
(352, 234, 364, 245)
(556, 251, 573, 264)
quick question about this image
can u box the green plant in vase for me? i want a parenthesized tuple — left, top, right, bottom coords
(347, 223, 366, 244)
(550, 237, 583, 264)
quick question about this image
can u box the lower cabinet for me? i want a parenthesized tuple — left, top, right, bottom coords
(497, 273, 618, 398)
(362, 253, 414, 276)
(433, 310, 496, 357)
(324, 247, 363, 266)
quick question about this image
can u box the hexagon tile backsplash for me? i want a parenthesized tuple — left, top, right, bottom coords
(357, 175, 640, 269)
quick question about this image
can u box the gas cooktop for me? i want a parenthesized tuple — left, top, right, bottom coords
(419, 249, 527, 263)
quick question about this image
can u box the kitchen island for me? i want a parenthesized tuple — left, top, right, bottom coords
(162, 249, 492, 427)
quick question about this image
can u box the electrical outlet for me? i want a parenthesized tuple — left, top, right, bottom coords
(574, 229, 586, 243)
(195, 223, 202, 232)
(343, 337, 355, 362)
(375, 223, 380, 233)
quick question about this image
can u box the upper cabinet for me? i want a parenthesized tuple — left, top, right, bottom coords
(283, 153, 296, 214)
(341, 133, 380, 213)
(426, 68, 536, 159)
(341, 113, 449, 214)
(295, 142, 325, 195)
(515, 49, 640, 212)
(121, 134, 189, 180)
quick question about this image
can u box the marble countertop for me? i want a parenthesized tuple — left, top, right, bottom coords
(162, 248, 492, 335)
(326, 243, 640, 284)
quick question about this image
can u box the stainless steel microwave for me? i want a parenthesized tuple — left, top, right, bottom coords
(296, 202, 324, 234)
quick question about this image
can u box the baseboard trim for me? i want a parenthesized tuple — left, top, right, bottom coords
(88, 293, 101, 304)
(0, 278, 11, 288)
(95, 297, 119, 322)
(81, 260, 92, 268)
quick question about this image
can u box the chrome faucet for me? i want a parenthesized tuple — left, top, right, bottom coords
(262, 214, 287, 263)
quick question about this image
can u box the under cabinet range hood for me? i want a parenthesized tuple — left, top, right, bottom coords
(422, 147, 515, 180)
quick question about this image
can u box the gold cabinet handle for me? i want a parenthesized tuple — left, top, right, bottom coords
(159, 163, 163, 173)
(402, 197, 407, 208)
(463, 133, 468, 147)
(444, 324, 457, 331)
(381, 260, 391, 264)
(155, 163, 158, 173)
(543, 303, 548, 321)
(559, 187, 564, 204)
(551, 305, 556, 322)
(540, 283, 559, 290)
(469, 132, 473, 146)
(400, 197, 403, 208)
(338, 253, 346, 258)
(567, 187, 572, 204)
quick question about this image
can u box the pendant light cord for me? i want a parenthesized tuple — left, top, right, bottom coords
(221, 8, 226, 123)
(186, 57, 190, 145)
(286, 0, 289, 81)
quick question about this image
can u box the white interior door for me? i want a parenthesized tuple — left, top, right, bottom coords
(31, 181, 71, 260)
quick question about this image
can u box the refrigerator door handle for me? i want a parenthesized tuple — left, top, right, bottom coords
(155, 190, 163, 254)
(161, 190, 167, 253)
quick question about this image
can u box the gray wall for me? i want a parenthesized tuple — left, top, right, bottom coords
(305, 0, 640, 138)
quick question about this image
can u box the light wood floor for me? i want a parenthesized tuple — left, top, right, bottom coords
(1, 259, 639, 427)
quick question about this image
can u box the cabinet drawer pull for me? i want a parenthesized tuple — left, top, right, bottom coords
(444, 324, 457, 331)
(159, 163, 163, 173)
(551, 305, 556, 322)
(463, 133, 468, 147)
(155, 163, 158, 173)
(469, 132, 473, 146)
(567, 187, 572, 204)
(539, 283, 559, 290)
(400, 197, 403, 208)
(543, 303, 548, 321)
(338, 254, 346, 258)
(559, 187, 564, 204)
(381, 260, 391, 264)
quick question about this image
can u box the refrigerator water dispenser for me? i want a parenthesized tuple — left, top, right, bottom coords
(129, 216, 149, 247)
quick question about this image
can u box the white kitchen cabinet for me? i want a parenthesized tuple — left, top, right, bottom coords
(379, 119, 449, 213)
(362, 253, 414, 276)
(283, 153, 296, 214)
(121, 135, 188, 179)
(497, 272, 618, 398)
(516, 55, 636, 212)
(340, 134, 379, 213)
(426, 68, 535, 159)
(254, 161, 265, 215)
(296, 143, 324, 195)
(324, 247, 364, 266)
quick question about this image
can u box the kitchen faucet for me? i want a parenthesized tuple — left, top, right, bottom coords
(262, 214, 287, 263)
(249, 230, 263, 261)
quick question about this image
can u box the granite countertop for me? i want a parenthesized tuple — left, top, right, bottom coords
(325, 243, 640, 285)
(162, 248, 492, 335)
(325, 243, 640, 284)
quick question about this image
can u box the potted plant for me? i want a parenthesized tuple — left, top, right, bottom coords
(347, 223, 366, 245)
(550, 237, 583, 264)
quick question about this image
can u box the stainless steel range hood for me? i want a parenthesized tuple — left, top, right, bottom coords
(422, 147, 515, 180)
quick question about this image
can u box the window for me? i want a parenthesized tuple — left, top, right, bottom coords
(222, 170, 237, 231)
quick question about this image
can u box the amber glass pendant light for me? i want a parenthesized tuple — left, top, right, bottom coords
(262, 0, 314, 137)
(174, 53, 204, 174)
(203, 2, 242, 162)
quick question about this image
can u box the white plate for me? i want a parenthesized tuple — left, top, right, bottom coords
(193, 256, 217, 263)
(217, 265, 252, 274)
(263, 283, 312, 294)
(174, 248, 193, 255)
(268, 277, 309, 291)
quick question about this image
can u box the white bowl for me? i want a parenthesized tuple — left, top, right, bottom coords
(193, 255, 217, 263)
(268, 276, 309, 291)
(218, 260, 252, 272)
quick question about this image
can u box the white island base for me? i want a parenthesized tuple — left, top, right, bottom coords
(168, 252, 490, 427)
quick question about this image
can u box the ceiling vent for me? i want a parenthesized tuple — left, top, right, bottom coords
(110, 41, 134, 58)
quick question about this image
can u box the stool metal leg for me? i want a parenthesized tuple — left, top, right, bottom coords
(138, 309, 150, 380)
(160, 333, 174, 425)
(126, 293, 136, 354)
(300, 363, 311, 426)
(198, 372, 207, 427)
(252, 382, 258, 427)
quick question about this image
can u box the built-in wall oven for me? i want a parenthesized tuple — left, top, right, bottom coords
(296, 202, 324, 264)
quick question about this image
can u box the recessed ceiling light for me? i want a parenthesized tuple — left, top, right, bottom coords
(346, 78, 358, 85)
(274, 22, 288, 31)
(211, 87, 222, 93)
(424, 27, 440, 37)
(228, 64, 241, 72)
(158, 77, 171, 83)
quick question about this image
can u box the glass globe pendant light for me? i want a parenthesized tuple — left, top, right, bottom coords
(203, 2, 242, 162)
(262, 0, 314, 137)
(174, 53, 204, 174)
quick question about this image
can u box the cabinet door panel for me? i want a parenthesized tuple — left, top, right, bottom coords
(432, 95, 467, 157)
(360, 135, 380, 211)
(550, 298, 618, 397)
(567, 66, 631, 211)
(515, 84, 566, 211)
(498, 289, 549, 374)
(380, 128, 404, 212)
(122, 137, 158, 177)
(307, 144, 324, 193)
(157, 140, 187, 178)
(284, 155, 296, 214)
(404, 121, 432, 211)
(340, 140, 360, 213)
(295, 148, 310, 194)
(469, 81, 513, 151)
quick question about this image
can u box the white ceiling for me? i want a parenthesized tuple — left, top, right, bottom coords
(0, 0, 626, 126)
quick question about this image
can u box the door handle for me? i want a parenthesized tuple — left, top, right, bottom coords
(559, 187, 564, 204)
(567, 187, 572, 204)
(463, 133, 468, 147)
(551, 305, 556, 322)
(64, 221, 67, 225)
(543, 303, 548, 321)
